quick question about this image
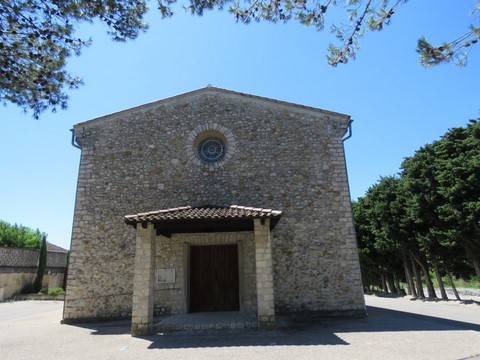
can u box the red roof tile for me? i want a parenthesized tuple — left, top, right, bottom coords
(124, 205, 282, 225)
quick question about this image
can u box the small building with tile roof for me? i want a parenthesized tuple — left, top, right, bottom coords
(63, 87, 366, 335)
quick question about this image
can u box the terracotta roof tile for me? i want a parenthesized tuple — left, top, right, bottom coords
(124, 205, 282, 225)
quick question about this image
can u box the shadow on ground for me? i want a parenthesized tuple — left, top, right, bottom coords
(66, 306, 480, 349)
(407, 297, 480, 306)
(368, 291, 480, 306)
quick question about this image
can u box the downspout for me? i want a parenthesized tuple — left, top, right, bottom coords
(70, 129, 81, 149)
(342, 119, 353, 142)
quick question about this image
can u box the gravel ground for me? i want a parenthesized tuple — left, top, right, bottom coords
(1, 298, 480, 360)
(408, 287, 480, 304)
(444, 287, 480, 301)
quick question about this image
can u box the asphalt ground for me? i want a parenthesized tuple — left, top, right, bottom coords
(0, 296, 479, 360)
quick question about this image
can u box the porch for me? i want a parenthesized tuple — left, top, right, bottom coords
(124, 205, 283, 337)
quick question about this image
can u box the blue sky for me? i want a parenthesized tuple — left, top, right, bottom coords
(1, 0, 479, 250)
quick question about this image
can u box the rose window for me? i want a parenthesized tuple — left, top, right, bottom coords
(198, 137, 226, 163)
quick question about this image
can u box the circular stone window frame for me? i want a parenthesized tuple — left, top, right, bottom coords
(187, 123, 236, 170)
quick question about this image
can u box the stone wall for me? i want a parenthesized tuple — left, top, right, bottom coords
(0, 270, 65, 300)
(64, 88, 365, 321)
(0, 247, 68, 300)
(0, 269, 35, 300)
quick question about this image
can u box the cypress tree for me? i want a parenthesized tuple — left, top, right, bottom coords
(33, 236, 47, 293)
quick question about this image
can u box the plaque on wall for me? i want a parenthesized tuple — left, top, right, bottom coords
(156, 268, 175, 283)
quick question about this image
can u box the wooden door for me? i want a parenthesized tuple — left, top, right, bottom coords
(190, 244, 240, 312)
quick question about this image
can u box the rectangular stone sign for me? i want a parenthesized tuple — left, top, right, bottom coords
(155, 268, 175, 283)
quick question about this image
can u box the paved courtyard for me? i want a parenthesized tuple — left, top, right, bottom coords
(0, 296, 479, 360)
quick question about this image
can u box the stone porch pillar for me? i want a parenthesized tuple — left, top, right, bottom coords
(131, 222, 156, 337)
(253, 218, 276, 329)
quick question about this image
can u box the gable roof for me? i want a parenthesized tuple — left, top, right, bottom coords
(125, 205, 282, 223)
(74, 86, 350, 128)
(47, 242, 68, 253)
(124, 205, 282, 236)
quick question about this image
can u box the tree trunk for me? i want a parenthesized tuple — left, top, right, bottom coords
(403, 253, 416, 297)
(420, 261, 437, 299)
(432, 258, 448, 300)
(464, 242, 480, 283)
(410, 255, 425, 299)
(393, 273, 402, 295)
(376, 273, 383, 291)
(410, 250, 437, 298)
(381, 273, 388, 293)
(386, 274, 397, 294)
(444, 266, 461, 301)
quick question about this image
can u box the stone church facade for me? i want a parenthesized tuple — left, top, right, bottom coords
(63, 87, 365, 336)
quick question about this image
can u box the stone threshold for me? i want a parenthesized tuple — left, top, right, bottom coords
(153, 311, 258, 334)
(13, 294, 65, 301)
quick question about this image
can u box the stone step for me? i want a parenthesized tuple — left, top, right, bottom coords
(153, 311, 258, 334)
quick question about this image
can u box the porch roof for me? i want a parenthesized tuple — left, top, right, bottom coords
(124, 205, 282, 236)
